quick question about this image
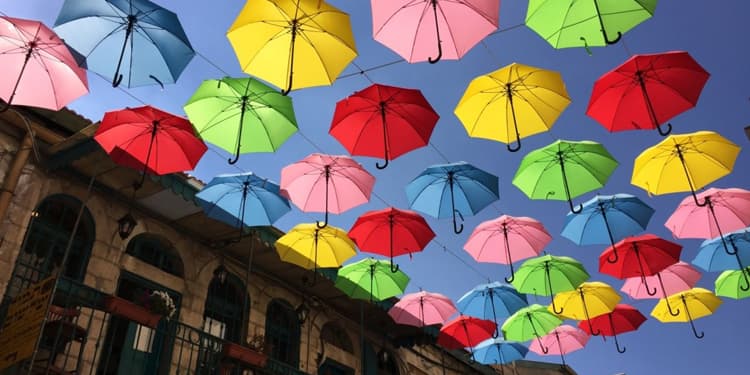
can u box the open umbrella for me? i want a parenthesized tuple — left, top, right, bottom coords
(54, 0, 194, 87)
(693, 228, 750, 292)
(406, 161, 499, 234)
(599, 234, 682, 296)
(587, 51, 709, 136)
(349, 207, 435, 272)
(371, 0, 499, 64)
(551, 281, 621, 336)
(651, 288, 722, 339)
(512, 140, 618, 214)
(281, 153, 375, 228)
(525, 0, 657, 50)
(561, 194, 654, 263)
(456, 282, 528, 338)
(227, 0, 357, 94)
(502, 304, 563, 353)
(715, 268, 750, 300)
(472, 338, 528, 365)
(464, 215, 551, 282)
(275, 223, 357, 284)
(455, 63, 571, 152)
(388, 290, 456, 327)
(437, 315, 496, 359)
(511, 254, 590, 315)
(0, 16, 88, 112)
(329, 83, 439, 169)
(184, 76, 298, 164)
(335, 258, 410, 302)
(529, 325, 589, 366)
(621, 261, 701, 316)
(631, 131, 740, 206)
(578, 304, 646, 353)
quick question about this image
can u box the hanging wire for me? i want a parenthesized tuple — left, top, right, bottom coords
(351, 62, 375, 84)
(338, 59, 404, 79)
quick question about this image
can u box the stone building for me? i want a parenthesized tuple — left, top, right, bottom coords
(0, 106, 576, 375)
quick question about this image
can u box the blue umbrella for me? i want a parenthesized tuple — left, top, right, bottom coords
(472, 338, 528, 365)
(54, 0, 195, 87)
(693, 228, 750, 290)
(457, 282, 528, 338)
(561, 193, 654, 263)
(406, 161, 499, 234)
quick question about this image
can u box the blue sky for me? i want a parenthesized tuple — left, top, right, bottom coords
(5, 1, 750, 374)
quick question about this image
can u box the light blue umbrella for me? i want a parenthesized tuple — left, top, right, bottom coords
(54, 0, 195, 87)
(561, 194, 654, 263)
(406, 161, 499, 234)
(693, 229, 750, 290)
(472, 338, 528, 365)
(457, 282, 528, 338)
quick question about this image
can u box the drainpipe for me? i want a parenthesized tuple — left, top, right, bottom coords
(0, 131, 33, 224)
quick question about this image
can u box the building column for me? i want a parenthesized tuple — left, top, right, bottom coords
(0, 131, 33, 224)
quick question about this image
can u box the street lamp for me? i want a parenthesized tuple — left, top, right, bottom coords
(117, 212, 137, 239)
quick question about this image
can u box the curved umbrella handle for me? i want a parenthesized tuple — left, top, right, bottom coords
(506, 90, 522, 153)
(657, 273, 682, 316)
(281, 20, 299, 96)
(657, 122, 673, 136)
(228, 102, 247, 165)
(316, 215, 328, 229)
(667, 301, 681, 317)
(568, 199, 583, 214)
(643, 276, 658, 296)
(389, 258, 400, 273)
(603, 30, 622, 45)
(452, 210, 464, 234)
(614, 333, 626, 353)
(682, 296, 704, 339)
(376, 158, 389, 169)
(503, 227, 516, 283)
(427, 0, 442, 64)
(504, 262, 516, 283)
(579, 37, 593, 56)
(606, 249, 619, 264)
(600, 209, 620, 263)
(740, 268, 750, 292)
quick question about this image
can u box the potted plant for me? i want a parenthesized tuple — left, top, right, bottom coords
(222, 334, 268, 368)
(103, 290, 175, 329)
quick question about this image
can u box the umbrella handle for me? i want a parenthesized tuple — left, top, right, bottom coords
(657, 123, 673, 136)
(568, 199, 583, 214)
(316, 213, 328, 229)
(608, 314, 626, 353)
(316, 167, 331, 229)
(600, 208, 620, 264)
(558, 152, 582, 214)
(657, 273, 682, 316)
(376, 104, 390, 169)
(112, 15, 136, 88)
(376, 158, 389, 169)
(281, 20, 299, 96)
(503, 262, 515, 283)
(592, 0, 622, 45)
(452, 210, 464, 234)
(506, 88, 522, 153)
(603, 30, 622, 45)
(427, 0, 442, 64)
(503, 226, 516, 283)
(605, 249, 619, 264)
(740, 268, 750, 292)
(682, 296, 704, 339)
(389, 259, 400, 273)
(0, 47, 35, 113)
(579, 37, 593, 56)
(614, 333, 626, 353)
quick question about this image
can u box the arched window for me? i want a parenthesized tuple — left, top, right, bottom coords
(364, 342, 400, 375)
(265, 299, 300, 367)
(126, 233, 184, 277)
(202, 266, 248, 343)
(321, 322, 353, 354)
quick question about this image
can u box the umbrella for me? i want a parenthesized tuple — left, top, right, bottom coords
(437, 316, 496, 355)
(621, 261, 701, 316)
(599, 234, 682, 296)
(455, 62, 571, 152)
(578, 304, 646, 353)
(227, 0, 357, 94)
(0, 16, 88, 112)
(371, 0, 499, 64)
(54, 0, 194, 88)
(335, 258, 410, 302)
(512, 140, 618, 214)
(280, 153, 375, 228)
(349, 207, 435, 272)
(511, 254, 590, 315)
(464, 215, 551, 282)
(631, 130, 740, 206)
(561, 194, 654, 263)
(456, 282, 528, 338)
(502, 304, 563, 353)
(387, 290, 456, 327)
(329, 83, 439, 169)
(587, 51, 709, 136)
(651, 288, 722, 339)
(693, 228, 750, 291)
(715, 268, 750, 300)
(525, 0, 657, 50)
(406, 161, 499, 234)
(472, 338, 528, 365)
(528, 325, 589, 366)
(275, 223, 357, 284)
(184, 76, 298, 164)
(550, 281, 621, 336)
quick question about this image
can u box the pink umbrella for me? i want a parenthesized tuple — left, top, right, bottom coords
(528, 325, 589, 366)
(280, 153, 375, 228)
(371, 0, 500, 64)
(621, 261, 700, 317)
(0, 16, 88, 111)
(388, 290, 457, 327)
(464, 215, 551, 283)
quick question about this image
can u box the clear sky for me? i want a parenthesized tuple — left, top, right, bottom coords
(5, 1, 750, 374)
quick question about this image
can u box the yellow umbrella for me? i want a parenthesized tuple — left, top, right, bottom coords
(651, 287, 722, 339)
(549, 281, 621, 335)
(454, 63, 571, 152)
(275, 223, 357, 283)
(632, 131, 740, 206)
(227, 0, 357, 94)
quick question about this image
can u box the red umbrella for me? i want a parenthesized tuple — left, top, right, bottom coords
(329, 83, 438, 169)
(578, 304, 646, 353)
(94, 105, 207, 185)
(349, 207, 435, 272)
(586, 51, 709, 136)
(437, 315, 496, 350)
(599, 234, 682, 296)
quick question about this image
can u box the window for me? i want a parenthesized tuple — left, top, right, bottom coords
(265, 299, 300, 367)
(321, 322, 354, 353)
(202, 267, 248, 343)
(126, 234, 184, 277)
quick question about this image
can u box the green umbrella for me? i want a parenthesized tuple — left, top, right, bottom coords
(183, 77, 298, 164)
(502, 304, 562, 353)
(526, 0, 657, 51)
(335, 258, 410, 302)
(512, 140, 618, 213)
(715, 268, 750, 299)
(511, 254, 590, 315)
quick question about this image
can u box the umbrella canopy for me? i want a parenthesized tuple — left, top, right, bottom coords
(184, 76, 298, 164)
(280, 153, 375, 228)
(621, 261, 701, 300)
(587, 51, 709, 135)
(715, 268, 750, 300)
(335, 258, 410, 302)
(0, 16, 88, 111)
(456, 282, 528, 337)
(529, 325, 589, 366)
(329, 83, 439, 169)
(464, 215, 551, 282)
(348, 207, 435, 272)
(455, 62, 571, 152)
(406, 161, 499, 234)
(54, 0, 194, 88)
(599, 234, 682, 295)
(693, 229, 750, 292)
(512, 140, 618, 214)
(437, 315, 496, 351)
(525, 0, 657, 50)
(371, 0, 499, 64)
(275, 223, 357, 283)
(578, 304, 646, 353)
(651, 288, 722, 339)
(227, 0, 357, 94)
(551, 281, 621, 334)
(387, 290, 456, 327)
(472, 338, 529, 365)
(511, 254, 590, 315)
(502, 304, 562, 352)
